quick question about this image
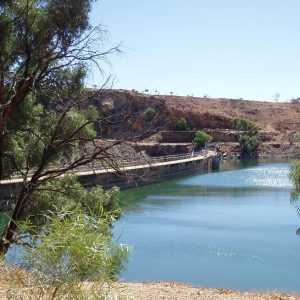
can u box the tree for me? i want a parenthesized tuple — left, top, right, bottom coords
(143, 107, 156, 121)
(175, 117, 190, 131)
(82, 104, 100, 121)
(289, 138, 300, 235)
(194, 131, 212, 147)
(0, 0, 126, 254)
(273, 93, 280, 103)
(0, 0, 120, 178)
(232, 118, 258, 135)
(232, 118, 260, 154)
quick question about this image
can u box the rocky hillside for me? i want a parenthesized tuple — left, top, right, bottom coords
(86, 89, 299, 144)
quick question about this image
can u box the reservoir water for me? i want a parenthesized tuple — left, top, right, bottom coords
(114, 160, 300, 292)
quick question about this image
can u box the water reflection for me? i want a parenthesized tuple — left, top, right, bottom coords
(120, 161, 292, 213)
(116, 160, 300, 292)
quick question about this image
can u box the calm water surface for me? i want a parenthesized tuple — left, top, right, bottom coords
(114, 160, 300, 292)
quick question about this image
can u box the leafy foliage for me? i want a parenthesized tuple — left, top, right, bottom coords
(82, 104, 100, 122)
(0, 3, 130, 298)
(290, 160, 300, 203)
(3, 100, 97, 177)
(289, 155, 300, 235)
(239, 135, 261, 154)
(24, 210, 128, 281)
(3, 95, 44, 177)
(25, 175, 121, 227)
(175, 117, 190, 131)
(0, 0, 119, 179)
(3, 176, 129, 299)
(143, 107, 156, 121)
(232, 118, 258, 135)
(232, 118, 260, 154)
(194, 131, 212, 147)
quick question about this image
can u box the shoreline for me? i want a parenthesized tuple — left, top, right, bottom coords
(116, 282, 300, 300)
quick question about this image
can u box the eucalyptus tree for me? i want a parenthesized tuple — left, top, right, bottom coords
(0, 0, 125, 254)
(0, 0, 120, 176)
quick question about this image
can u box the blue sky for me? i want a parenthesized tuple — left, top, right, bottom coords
(89, 0, 300, 101)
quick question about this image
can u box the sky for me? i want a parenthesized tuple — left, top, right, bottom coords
(89, 0, 300, 101)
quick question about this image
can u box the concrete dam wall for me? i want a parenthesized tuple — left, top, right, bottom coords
(0, 152, 217, 211)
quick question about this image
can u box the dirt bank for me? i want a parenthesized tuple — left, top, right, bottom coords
(117, 282, 300, 300)
(1, 262, 299, 300)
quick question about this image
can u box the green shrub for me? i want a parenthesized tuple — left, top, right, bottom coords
(290, 160, 300, 202)
(232, 118, 260, 154)
(82, 104, 100, 121)
(175, 117, 190, 131)
(143, 107, 156, 120)
(232, 118, 258, 135)
(194, 131, 212, 147)
(2, 176, 129, 299)
(239, 135, 261, 154)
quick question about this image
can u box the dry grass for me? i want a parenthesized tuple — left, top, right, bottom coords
(1, 263, 299, 300)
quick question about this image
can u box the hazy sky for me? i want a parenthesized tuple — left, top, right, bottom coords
(89, 0, 300, 101)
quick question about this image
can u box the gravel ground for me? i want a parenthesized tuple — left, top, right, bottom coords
(115, 282, 300, 300)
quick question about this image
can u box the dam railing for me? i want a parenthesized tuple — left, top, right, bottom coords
(8, 150, 213, 180)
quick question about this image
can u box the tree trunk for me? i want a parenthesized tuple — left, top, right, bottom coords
(0, 120, 4, 180)
(0, 185, 34, 253)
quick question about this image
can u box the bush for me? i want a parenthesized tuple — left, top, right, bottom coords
(82, 104, 100, 121)
(143, 107, 156, 120)
(2, 176, 130, 299)
(155, 133, 163, 143)
(232, 118, 258, 135)
(194, 131, 212, 147)
(232, 118, 260, 154)
(239, 135, 261, 154)
(175, 117, 190, 131)
(290, 160, 300, 202)
(290, 98, 300, 104)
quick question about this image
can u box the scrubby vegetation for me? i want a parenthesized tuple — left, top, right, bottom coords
(144, 107, 156, 121)
(3, 176, 129, 299)
(175, 117, 190, 131)
(0, 0, 130, 298)
(232, 118, 258, 134)
(82, 104, 100, 121)
(194, 131, 212, 147)
(232, 118, 261, 155)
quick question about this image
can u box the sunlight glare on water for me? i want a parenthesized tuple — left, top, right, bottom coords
(180, 163, 292, 189)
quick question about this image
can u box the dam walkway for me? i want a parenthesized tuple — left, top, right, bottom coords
(0, 150, 218, 210)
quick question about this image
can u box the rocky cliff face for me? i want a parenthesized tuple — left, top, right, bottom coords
(86, 89, 300, 147)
